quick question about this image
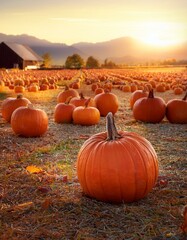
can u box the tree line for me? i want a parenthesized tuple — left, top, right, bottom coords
(42, 53, 117, 69)
(42, 53, 187, 69)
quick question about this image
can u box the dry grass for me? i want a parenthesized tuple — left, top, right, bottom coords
(0, 69, 187, 240)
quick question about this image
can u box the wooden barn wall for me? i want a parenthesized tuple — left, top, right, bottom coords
(0, 43, 24, 69)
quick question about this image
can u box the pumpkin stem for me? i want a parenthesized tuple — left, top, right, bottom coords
(182, 91, 187, 101)
(79, 92, 85, 99)
(148, 89, 154, 98)
(65, 96, 73, 104)
(104, 88, 110, 94)
(64, 85, 69, 91)
(17, 94, 23, 99)
(28, 103, 34, 109)
(85, 98, 91, 108)
(106, 112, 122, 141)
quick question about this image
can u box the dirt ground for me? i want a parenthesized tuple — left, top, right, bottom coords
(0, 69, 187, 240)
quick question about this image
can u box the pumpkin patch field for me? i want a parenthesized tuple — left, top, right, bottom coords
(0, 67, 187, 239)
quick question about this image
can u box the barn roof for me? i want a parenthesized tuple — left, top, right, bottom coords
(2, 42, 43, 61)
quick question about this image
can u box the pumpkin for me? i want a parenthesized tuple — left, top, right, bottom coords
(173, 87, 183, 95)
(130, 90, 148, 109)
(57, 86, 79, 103)
(94, 90, 119, 117)
(73, 98, 100, 126)
(28, 84, 39, 92)
(70, 93, 96, 108)
(166, 92, 187, 124)
(11, 104, 48, 137)
(95, 87, 104, 95)
(0, 80, 5, 92)
(14, 85, 25, 93)
(1, 94, 31, 122)
(133, 89, 166, 123)
(156, 84, 165, 92)
(77, 112, 158, 203)
(54, 97, 75, 123)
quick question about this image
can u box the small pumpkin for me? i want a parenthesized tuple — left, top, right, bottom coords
(94, 90, 119, 117)
(77, 112, 158, 203)
(1, 94, 31, 122)
(133, 89, 166, 123)
(57, 86, 79, 103)
(130, 89, 148, 109)
(54, 97, 75, 123)
(14, 85, 25, 93)
(11, 104, 48, 137)
(70, 93, 96, 107)
(73, 98, 100, 126)
(166, 92, 187, 124)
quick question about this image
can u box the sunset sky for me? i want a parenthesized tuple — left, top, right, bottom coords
(1, 0, 187, 46)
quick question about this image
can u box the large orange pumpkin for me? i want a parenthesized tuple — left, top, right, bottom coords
(133, 89, 166, 123)
(166, 92, 187, 124)
(77, 112, 158, 203)
(11, 104, 48, 137)
(54, 97, 75, 123)
(94, 90, 119, 117)
(73, 99, 100, 126)
(1, 95, 31, 122)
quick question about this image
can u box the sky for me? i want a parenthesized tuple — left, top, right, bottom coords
(0, 0, 187, 46)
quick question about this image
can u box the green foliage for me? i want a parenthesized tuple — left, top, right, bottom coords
(42, 53, 52, 68)
(101, 58, 117, 69)
(65, 54, 84, 69)
(86, 56, 100, 68)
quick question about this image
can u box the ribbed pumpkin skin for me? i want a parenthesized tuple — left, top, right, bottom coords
(73, 106, 100, 126)
(133, 96, 166, 123)
(94, 92, 119, 117)
(77, 131, 158, 203)
(1, 95, 31, 122)
(57, 89, 79, 103)
(130, 90, 148, 109)
(166, 99, 187, 124)
(54, 103, 75, 123)
(11, 106, 48, 137)
(70, 97, 96, 108)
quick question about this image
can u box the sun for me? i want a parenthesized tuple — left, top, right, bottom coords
(137, 21, 180, 47)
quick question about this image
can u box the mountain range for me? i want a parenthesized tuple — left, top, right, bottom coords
(0, 33, 187, 65)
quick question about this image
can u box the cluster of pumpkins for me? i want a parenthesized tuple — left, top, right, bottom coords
(55, 86, 119, 126)
(0, 86, 119, 137)
(130, 89, 187, 124)
(1, 85, 187, 205)
(1, 94, 48, 137)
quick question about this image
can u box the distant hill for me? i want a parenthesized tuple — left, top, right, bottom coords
(0, 33, 85, 65)
(0, 33, 187, 65)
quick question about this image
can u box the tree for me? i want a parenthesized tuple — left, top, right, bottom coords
(101, 58, 117, 69)
(65, 54, 84, 69)
(42, 53, 52, 68)
(86, 56, 100, 68)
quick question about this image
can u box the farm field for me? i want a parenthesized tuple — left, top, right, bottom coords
(0, 67, 187, 240)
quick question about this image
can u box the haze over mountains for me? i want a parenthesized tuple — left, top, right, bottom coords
(0, 33, 187, 65)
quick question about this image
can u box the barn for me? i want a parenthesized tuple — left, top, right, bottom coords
(0, 42, 43, 70)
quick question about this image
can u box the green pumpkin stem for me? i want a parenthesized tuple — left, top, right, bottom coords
(106, 112, 122, 141)
(148, 89, 154, 98)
